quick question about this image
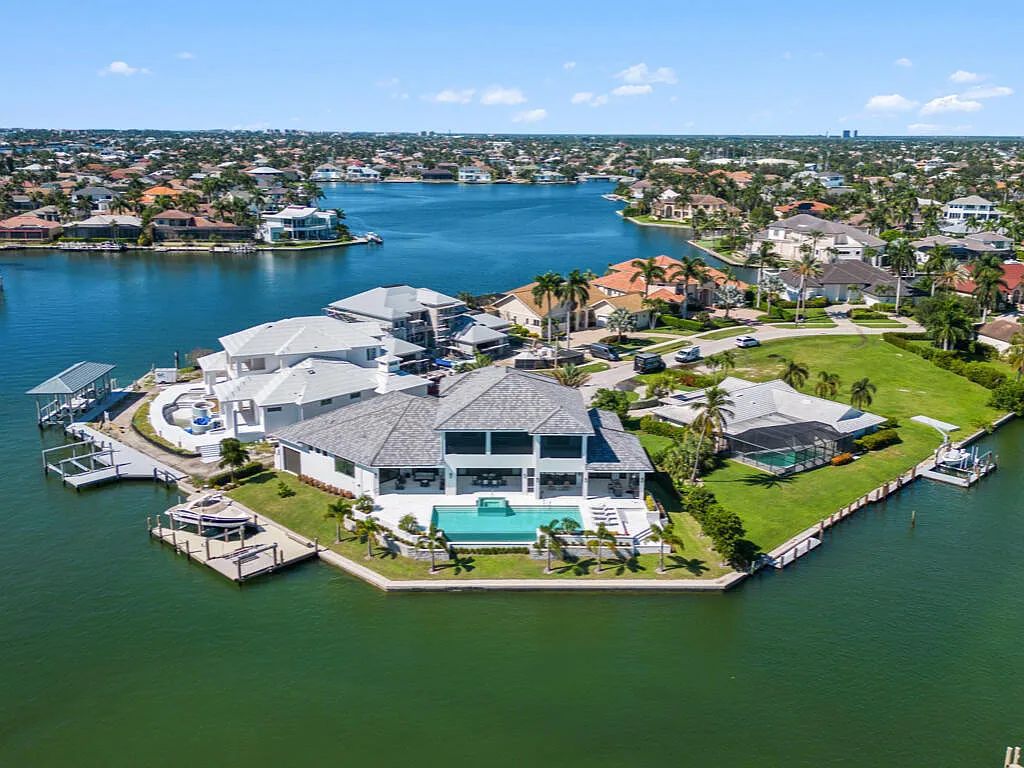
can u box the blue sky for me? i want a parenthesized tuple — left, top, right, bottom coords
(4, 1, 1022, 136)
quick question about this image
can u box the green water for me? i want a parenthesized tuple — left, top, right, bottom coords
(1, 184, 1022, 766)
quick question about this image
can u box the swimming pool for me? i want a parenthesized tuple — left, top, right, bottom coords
(432, 503, 582, 543)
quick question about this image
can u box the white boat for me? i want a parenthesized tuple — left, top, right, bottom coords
(365, 232, 383, 244)
(169, 494, 251, 529)
(939, 447, 970, 467)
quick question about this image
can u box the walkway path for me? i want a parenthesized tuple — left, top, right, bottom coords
(580, 315, 923, 402)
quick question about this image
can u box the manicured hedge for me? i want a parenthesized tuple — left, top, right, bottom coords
(209, 461, 265, 487)
(451, 546, 530, 555)
(854, 428, 902, 452)
(639, 415, 689, 439)
(882, 333, 1007, 390)
(659, 315, 705, 331)
(678, 486, 747, 563)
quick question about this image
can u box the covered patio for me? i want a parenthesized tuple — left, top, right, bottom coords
(455, 468, 523, 494)
(586, 472, 644, 500)
(539, 472, 583, 499)
(378, 467, 444, 494)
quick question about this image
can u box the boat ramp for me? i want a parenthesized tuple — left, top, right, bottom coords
(149, 498, 318, 582)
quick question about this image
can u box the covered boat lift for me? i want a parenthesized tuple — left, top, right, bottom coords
(26, 361, 116, 427)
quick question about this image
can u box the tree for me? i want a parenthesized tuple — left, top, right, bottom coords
(630, 257, 667, 298)
(815, 370, 841, 399)
(779, 358, 810, 389)
(556, 269, 592, 348)
(647, 522, 683, 574)
(887, 238, 917, 315)
(668, 256, 710, 319)
(416, 525, 447, 573)
(552, 363, 590, 388)
(688, 386, 735, 481)
(537, 519, 568, 573)
(747, 241, 781, 307)
(932, 256, 968, 296)
(642, 296, 670, 329)
(706, 350, 736, 383)
(590, 388, 630, 418)
(793, 252, 823, 326)
(584, 523, 618, 573)
(924, 296, 973, 351)
(716, 285, 745, 318)
(352, 515, 383, 560)
(458, 352, 493, 372)
(218, 438, 250, 481)
(324, 498, 352, 543)
(850, 377, 877, 410)
(1005, 331, 1024, 382)
(353, 494, 374, 516)
(531, 271, 564, 343)
(605, 307, 636, 342)
(761, 274, 784, 316)
(972, 255, 1007, 322)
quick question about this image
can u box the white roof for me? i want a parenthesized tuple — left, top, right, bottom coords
(328, 285, 463, 321)
(219, 316, 381, 358)
(266, 205, 319, 219)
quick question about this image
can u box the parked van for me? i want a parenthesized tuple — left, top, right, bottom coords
(674, 346, 701, 363)
(589, 342, 621, 362)
(633, 352, 666, 373)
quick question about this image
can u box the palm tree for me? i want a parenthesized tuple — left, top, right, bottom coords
(779, 358, 810, 389)
(668, 256, 709, 319)
(747, 241, 781, 308)
(556, 269, 592, 348)
(707, 350, 736, 383)
(605, 307, 635, 342)
(552, 364, 590, 388)
(352, 515, 383, 560)
(630, 257, 667, 298)
(416, 525, 447, 573)
(927, 300, 973, 351)
(793, 252, 823, 326)
(537, 519, 567, 573)
(531, 271, 564, 343)
(972, 255, 1007, 322)
(932, 257, 968, 295)
(584, 523, 618, 573)
(887, 238, 917, 315)
(850, 377, 877, 410)
(1005, 332, 1024, 381)
(217, 438, 250, 482)
(324, 498, 352, 543)
(761, 274, 784, 316)
(458, 352, 493, 372)
(688, 385, 735, 482)
(647, 522, 683, 574)
(815, 370, 841, 399)
(641, 297, 670, 330)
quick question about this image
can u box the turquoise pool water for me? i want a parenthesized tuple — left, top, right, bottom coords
(432, 505, 582, 542)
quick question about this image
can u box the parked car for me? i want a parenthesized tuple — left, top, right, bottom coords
(633, 351, 666, 373)
(588, 342, 621, 362)
(674, 346, 701, 363)
(734, 335, 760, 348)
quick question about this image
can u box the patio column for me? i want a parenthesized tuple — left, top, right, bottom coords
(638, 473, 645, 500)
(581, 472, 589, 498)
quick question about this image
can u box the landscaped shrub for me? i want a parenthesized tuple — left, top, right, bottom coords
(591, 388, 631, 418)
(961, 363, 1007, 390)
(639, 415, 689, 439)
(645, 493, 656, 512)
(450, 546, 530, 555)
(989, 381, 1024, 415)
(296, 473, 355, 498)
(853, 428, 902, 452)
(276, 480, 296, 498)
(208, 461, 264, 487)
(830, 452, 854, 466)
(659, 315, 704, 332)
(850, 308, 887, 320)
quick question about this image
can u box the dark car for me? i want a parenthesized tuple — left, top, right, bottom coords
(633, 351, 666, 373)
(589, 342, 621, 362)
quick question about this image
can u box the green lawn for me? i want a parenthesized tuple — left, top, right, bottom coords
(607, 335, 671, 350)
(649, 325, 697, 336)
(769, 321, 837, 329)
(699, 327, 748, 341)
(229, 471, 730, 581)
(701, 336, 1005, 552)
(852, 320, 906, 328)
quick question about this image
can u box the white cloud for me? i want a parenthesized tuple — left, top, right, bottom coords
(513, 108, 547, 123)
(962, 85, 1013, 99)
(907, 122, 972, 134)
(99, 60, 149, 76)
(921, 94, 983, 115)
(590, 94, 609, 107)
(615, 63, 677, 85)
(563, 61, 576, 70)
(480, 86, 527, 106)
(428, 88, 475, 104)
(864, 93, 918, 112)
(570, 91, 594, 104)
(894, 57, 912, 67)
(906, 123, 940, 133)
(949, 69, 982, 83)
(612, 84, 653, 97)
(176, 51, 195, 60)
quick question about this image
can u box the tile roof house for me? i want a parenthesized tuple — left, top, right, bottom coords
(0, 214, 62, 241)
(273, 366, 653, 504)
(955, 262, 1024, 307)
(652, 377, 885, 474)
(651, 192, 738, 221)
(976, 318, 1023, 351)
(151, 209, 252, 241)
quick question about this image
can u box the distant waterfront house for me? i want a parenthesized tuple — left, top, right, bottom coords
(244, 166, 285, 187)
(345, 165, 381, 181)
(0, 214, 62, 241)
(421, 169, 454, 181)
(976, 318, 1023, 352)
(273, 366, 653, 509)
(774, 200, 832, 218)
(954, 262, 1024, 308)
(63, 214, 142, 240)
(152, 209, 252, 241)
(71, 186, 117, 211)
(533, 170, 567, 183)
(258, 206, 339, 242)
(651, 192, 736, 221)
(651, 377, 886, 475)
(817, 171, 846, 189)
(753, 214, 885, 264)
(139, 185, 182, 205)
(458, 166, 492, 183)
(310, 163, 344, 181)
(489, 282, 576, 335)
(942, 195, 1002, 231)
(325, 284, 470, 351)
(591, 254, 744, 311)
(912, 232, 1013, 261)
(27, 205, 62, 223)
(778, 260, 906, 304)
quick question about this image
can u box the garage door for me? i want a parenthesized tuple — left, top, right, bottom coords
(282, 446, 301, 475)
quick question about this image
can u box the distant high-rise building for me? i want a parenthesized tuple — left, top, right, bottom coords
(853, 130, 859, 138)
(842, 130, 851, 139)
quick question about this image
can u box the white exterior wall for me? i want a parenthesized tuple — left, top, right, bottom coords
(277, 442, 377, 494)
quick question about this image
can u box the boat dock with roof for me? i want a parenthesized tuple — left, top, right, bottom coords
(27, 361, 123, 427)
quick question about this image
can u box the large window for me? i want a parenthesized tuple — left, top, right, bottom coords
(490, 432, 533, 455)
(540, 435, 583, 458)
(445, 432, 486, 454)
(334, 457, 355, 477)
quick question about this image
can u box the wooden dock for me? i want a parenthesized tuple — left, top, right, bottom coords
(43, 423, 185, 489)
(149, 501, 319, 582)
